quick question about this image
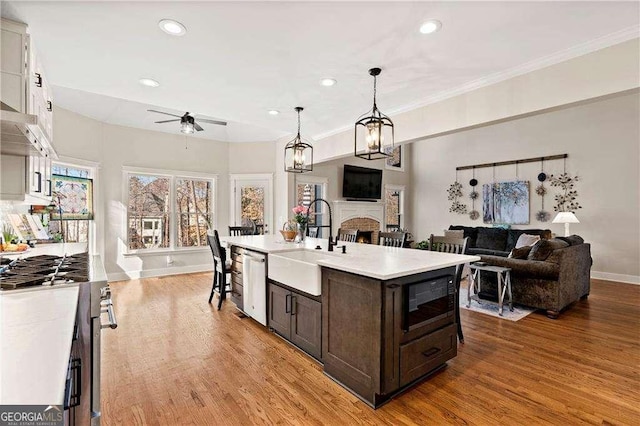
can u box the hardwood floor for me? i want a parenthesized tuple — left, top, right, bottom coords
(102, 275, 640, 425)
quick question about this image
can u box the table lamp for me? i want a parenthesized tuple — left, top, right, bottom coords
(552, 212, 579, 237)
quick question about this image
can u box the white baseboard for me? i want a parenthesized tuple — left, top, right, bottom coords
(107, 264, 213, 282)
(591, 271, 640, 285)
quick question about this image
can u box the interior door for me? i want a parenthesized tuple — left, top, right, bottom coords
(231, 175, 273, 234)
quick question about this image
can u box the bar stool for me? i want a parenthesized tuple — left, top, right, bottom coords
(207, 230, 232, 310)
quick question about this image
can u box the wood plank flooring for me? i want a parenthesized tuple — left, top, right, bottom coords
(101, 275, 640, 425)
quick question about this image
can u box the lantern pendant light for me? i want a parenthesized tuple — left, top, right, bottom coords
(354, 67, 395, 160)
(284, 107, 313, 173)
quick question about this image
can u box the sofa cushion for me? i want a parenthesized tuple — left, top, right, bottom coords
(528, 238, 570, 261)
(509, 245, 533, 259)
(506, 229, 551, 251)
(557, 235, 585, 246)
(448, 226, 479, 248)
(469, 248, 510, 257)
(476, 227, 508, 251)
(515, 234, 541, 249)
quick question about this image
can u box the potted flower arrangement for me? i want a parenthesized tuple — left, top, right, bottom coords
(291, 205, 309, 242)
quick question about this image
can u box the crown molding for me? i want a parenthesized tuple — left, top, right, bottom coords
(312, 26, 640, 141)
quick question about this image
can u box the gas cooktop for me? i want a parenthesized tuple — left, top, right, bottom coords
(0, 253, 90, 290)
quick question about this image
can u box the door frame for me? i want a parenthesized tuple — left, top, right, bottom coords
(230, 173, 274, 234)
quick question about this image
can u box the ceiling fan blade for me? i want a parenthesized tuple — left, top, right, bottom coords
(155, 119, 180, 124)
(147, 109, 183, 118)
(194, 122, 204, 132)
(197, 118, 227, 126)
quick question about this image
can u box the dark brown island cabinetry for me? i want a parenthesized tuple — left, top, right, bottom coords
(229, 246, 244, 310)
(321, 267, 457, 408)
(268, 281, 322, 360)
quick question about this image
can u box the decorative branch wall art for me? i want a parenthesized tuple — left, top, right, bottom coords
(483, 181, 530, 224)
(447, 181, 467, 214)
(549, 173, 582, 213)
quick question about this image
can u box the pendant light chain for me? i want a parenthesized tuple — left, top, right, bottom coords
(372, 74, 377, 110)
(297, 109, 301, 138)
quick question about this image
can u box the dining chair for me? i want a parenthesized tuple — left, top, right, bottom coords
(229, 226, 254, 236)
(208, 230, 232, 310)
(379, 231, 407, 247)
(428, 234, 469, 343)
(337, 228, 359, 243)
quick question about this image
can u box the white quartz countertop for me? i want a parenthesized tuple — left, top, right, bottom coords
(221, 235, 480, 280)
(0, 284, 79, 405)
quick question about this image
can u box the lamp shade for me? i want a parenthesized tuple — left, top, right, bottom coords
(552, 212, 579, 224)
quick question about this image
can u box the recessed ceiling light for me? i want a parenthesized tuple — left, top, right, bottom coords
(139, 78, 160, 87)
(419, 20, 442, 34)
(320, 78, 337, 87)
(268, 110, 280, 116)
(158, 19, 187, 36)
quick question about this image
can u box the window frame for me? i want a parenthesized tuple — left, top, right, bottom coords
(384, 184, 405, 230)
(122, 166, 217, 255)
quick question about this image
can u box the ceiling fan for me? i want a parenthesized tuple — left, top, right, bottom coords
(147, 109, 227, 134)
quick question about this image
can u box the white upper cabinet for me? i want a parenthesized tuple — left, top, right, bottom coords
(0, 19, 28, 113)
(0, 18, 55, 156)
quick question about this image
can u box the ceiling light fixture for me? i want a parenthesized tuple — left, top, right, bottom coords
(158, 19, 187, 36)
(180, 115, 196, 134)
(139, 78, 160, 87)
(320, 78, 337, 87)
(354, 68, 394, 160)
(268, 110, 280, 116)
(419, 19, 442, 34)
(284, 107, 313, 173)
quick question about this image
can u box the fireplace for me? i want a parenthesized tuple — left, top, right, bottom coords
(333, 200, 384, 245)
(357, 231, 373, 244)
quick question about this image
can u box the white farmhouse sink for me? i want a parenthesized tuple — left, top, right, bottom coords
(268, 249, 340, 296)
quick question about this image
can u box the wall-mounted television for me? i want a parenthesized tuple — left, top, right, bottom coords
(342, 165, 383, 200)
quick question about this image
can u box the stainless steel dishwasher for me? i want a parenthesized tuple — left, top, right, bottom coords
(241, 250, 267, 326)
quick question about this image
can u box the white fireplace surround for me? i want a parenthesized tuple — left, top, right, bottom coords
(332, 200, 385, 235)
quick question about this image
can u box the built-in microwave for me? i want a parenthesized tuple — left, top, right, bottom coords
(403, 276, 454, 332)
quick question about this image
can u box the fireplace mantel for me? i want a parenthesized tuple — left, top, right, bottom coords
(332, 200, 385, 236)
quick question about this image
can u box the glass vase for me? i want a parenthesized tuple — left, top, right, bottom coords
(295, 223, 306, 243)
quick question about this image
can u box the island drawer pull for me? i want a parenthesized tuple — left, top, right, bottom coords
(422, 347, 441, 358)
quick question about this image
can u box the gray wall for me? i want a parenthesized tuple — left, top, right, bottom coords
(408, 93, 640, 282)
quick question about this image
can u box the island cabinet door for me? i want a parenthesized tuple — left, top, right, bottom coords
(268, 282, 291, 338)
(290, 294, 322, 360)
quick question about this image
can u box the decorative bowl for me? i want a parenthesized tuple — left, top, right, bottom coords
(280, 230, 297, 242)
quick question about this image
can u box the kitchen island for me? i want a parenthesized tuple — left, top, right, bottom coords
(221, 234, 479, 407)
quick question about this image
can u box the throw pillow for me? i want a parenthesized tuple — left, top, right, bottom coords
(508, 245, 533, 259)
(557, 235, 585, 246)
(444, 230, 464, 239)
(528, 238, 570, 261)
(515, 233, 541, 249)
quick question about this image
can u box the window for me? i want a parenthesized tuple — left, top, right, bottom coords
(295, 176, 327, 237)
(176, 178, 213, 247)
(46, 163, 94, 243)
(124, 168, 216, 252)
(385, 185, 405, 231)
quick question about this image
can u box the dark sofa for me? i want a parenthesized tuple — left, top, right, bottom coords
(449, 225, 552, 257)
(477, 236, 591, 318)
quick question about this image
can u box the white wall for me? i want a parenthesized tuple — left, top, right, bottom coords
(53, 107, 233, 280)
(408, 93, 640, 283)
